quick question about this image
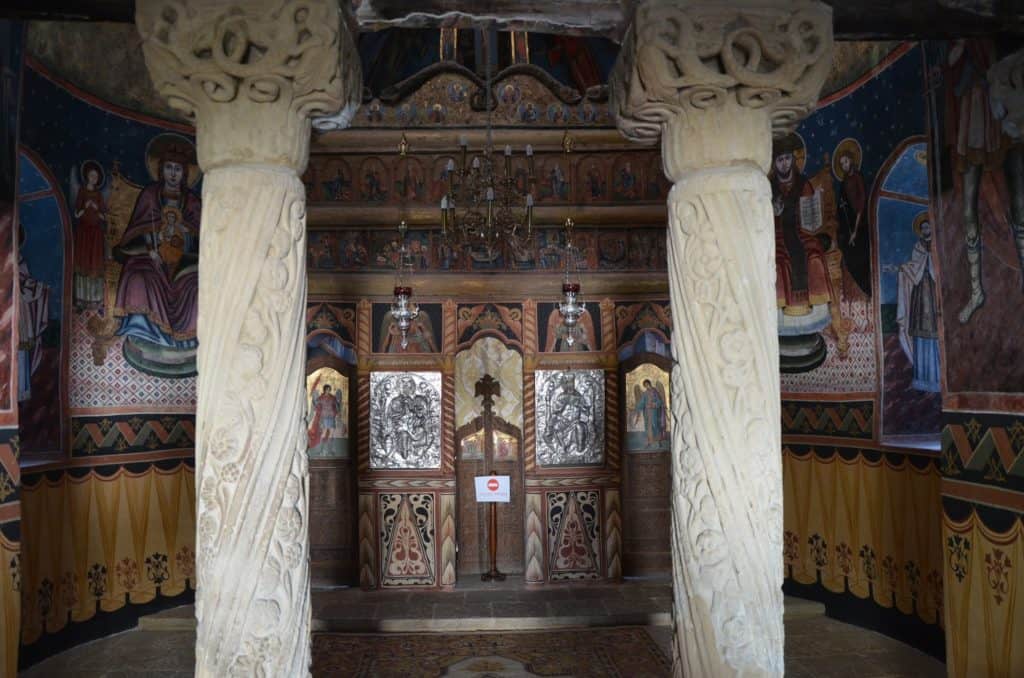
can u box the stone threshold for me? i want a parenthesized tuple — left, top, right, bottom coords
(138, 594, 823, 633)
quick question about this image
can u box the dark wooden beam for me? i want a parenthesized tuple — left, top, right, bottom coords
(1, 0, 133, 22)
(2, 0, 1022, 39)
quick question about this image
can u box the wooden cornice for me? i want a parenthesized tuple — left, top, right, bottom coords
(308, 271, 669, 299)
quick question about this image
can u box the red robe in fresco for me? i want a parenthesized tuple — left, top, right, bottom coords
(772, 171, 834, 314)
(113, 183, 200, 340)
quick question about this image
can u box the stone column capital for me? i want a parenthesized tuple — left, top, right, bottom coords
(990, 48, 1024, 141)
(137, 0, 361, 171)
(611, 0, 833, 175)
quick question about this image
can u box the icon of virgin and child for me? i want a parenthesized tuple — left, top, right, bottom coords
(112, 133, 201, 377)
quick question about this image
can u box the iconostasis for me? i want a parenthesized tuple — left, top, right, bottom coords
(304, 298, 672, 588)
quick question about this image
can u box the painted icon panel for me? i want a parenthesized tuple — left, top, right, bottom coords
(306, 367, 350, 459)
(370, 371, 443, 469)
(535, 369, 604, 467)
(624, 363, 670, 452)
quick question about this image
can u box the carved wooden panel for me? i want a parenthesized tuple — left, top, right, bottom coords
(547, 489, 602, 581)
(309, 460, 357, 585)
(622, 451, 671, 575)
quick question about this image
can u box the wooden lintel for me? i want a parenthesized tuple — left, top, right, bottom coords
(308, 271, 669, 300)
(307, 203, 668, 227)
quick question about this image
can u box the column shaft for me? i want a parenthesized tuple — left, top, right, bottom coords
(135, 1, 360, 674)
(195, 167, 310, 676)
(666, 163, 782, 677)
(609, 2, 833, 675)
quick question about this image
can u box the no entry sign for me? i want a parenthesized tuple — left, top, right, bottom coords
(475, 475, 510, 503)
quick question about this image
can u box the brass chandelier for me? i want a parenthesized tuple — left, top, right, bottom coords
(439, 35, 535, 260)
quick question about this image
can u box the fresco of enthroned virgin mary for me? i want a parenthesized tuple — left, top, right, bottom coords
(112, 133, 201, 377)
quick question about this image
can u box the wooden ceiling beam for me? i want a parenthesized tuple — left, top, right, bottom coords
(3, 0, 1023, 38)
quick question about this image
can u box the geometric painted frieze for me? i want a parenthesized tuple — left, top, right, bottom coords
(942, 414, 1024, 488)
(70, 414, 196, 456)
(781, 400, 873, 439)
(379, 492, 436, 587)
(547, 490, 601, 581)
(370, 372, 442, 469)
(535, 370, 605, 467)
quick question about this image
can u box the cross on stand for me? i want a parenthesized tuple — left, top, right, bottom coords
(475, 374, 506, 582)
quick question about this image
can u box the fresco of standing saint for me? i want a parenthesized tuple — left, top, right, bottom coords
(307, 367, 350, 459)
(625, 363, 670, 452)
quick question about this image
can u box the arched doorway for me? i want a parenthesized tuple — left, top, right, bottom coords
(454, 337, 525, 578)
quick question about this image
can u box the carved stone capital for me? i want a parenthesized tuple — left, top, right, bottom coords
(137, 0, 361, 171)
(990, 48, 1024, 141)
(611, 0, 833, 175)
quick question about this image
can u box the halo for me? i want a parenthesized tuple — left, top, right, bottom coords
(772, 132, 807, 173)
(912, 211, 930, 237)
(79, 160, 106, 189)
(144, 133, 200, 188)
(161, 205, 184, 225)
(831, 138, 863, 181)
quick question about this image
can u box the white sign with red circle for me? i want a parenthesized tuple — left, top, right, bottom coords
(475, 475, 510, 503)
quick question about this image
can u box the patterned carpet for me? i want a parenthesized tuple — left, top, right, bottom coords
(312, 627, 670, 677)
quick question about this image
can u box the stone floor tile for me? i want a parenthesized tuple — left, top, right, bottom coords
(22, 589, 945, 678)
(432, 601, 492, 618)
(546, 599, 609, 617)
(463, 588, 521, 604)
(491, 601, 548, 617)
(602, 597, 669, 615)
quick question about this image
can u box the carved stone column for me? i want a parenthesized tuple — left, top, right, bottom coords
(610, 2, 832, 676)
(989, 49, 1024, 288)
(135, 3, 360, 676)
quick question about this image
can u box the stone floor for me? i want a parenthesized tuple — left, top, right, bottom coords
(22, 581, 945, 677)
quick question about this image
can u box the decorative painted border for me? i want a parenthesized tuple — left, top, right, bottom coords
(0, 428, 18, 521)
(781, 400, 874, 440)
(358, 478, 456, 490)
(70, 414, 195, 457)
(940, 499, 1024, 677)
(940, 412, 1024, 493)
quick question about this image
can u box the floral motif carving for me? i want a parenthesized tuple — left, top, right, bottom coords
(859, 545, 877, 582)
(38, 579, 53, 620)
(612, 7, 833, 668)
(59, 571, 78, 610)
(137, 0, 361, 169)
(985, 548, 1011, 605)
(989, 48, 1024, 141)
(176, 545, 195, 581)
(145, 552, 170, 587)
(835, 542, 853, 576)
(9, 554, 20, 593)
(905, 560, 921, 603)
(947, 535, 971, 583)
(87, 563, 106, 599)
(135, 1, 361, 675)
(610, 0, 833, 144)
(193, 171, 313, 676)
(784, 530, 799, 564)
(808, 533, 828, 568)
(663, 167, 784, 676)
(116, 558, 140, 591)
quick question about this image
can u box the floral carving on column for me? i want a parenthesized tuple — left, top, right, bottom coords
(611, 0, 832, 150)
(138, 0, 360, 170)
(136, 2, 361, 676)
(611, 2, 832, 676)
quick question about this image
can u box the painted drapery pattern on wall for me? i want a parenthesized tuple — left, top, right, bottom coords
(783, 446, 943, 627)
(18, 461, 195, 647)
(942, 507, 1024, 678)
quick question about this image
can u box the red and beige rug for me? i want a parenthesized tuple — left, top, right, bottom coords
(312, 627, 670, 677)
